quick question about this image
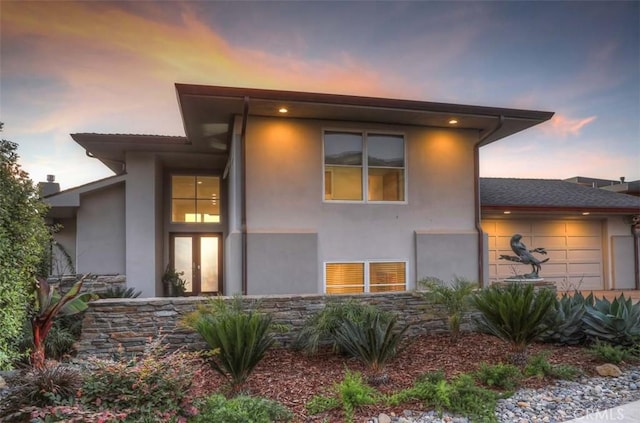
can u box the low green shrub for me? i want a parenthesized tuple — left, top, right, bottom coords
(474, 362, 522, 390)
(305, 370, 380, 423)
(337, 370, 380, 423)
(387, 371, 500, 422)
(305, 394, 340, 415)
(191, 394, 293, 423)
(294, 299, 394, 354)
(333, 313, 408, 376)
(589, 340, 634, 364)
(80, 338, 194, 422)
(524, 351, 580, 380)
(418, 276, 477, 340)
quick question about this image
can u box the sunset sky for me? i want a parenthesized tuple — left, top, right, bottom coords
(1, 1, 638, 189)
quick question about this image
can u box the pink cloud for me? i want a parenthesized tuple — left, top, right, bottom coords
(539, 114, 597, 138)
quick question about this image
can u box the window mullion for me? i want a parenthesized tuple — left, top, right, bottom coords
(364, 261, 370, 293)
(362, 133, 368, 203)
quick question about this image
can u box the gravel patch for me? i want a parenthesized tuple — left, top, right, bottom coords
(368, 366, 640, 423)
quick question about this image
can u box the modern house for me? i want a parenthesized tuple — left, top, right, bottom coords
(481, 178, 640, 290)
(45, 83, 637, 298)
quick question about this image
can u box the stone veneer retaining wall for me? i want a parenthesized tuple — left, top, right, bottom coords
(76, 292, 466, 360)
(48, 274, 126, 295)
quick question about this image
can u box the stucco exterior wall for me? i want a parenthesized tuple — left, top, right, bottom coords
(243, 116, 479, 292)
(606, 216, 637, 289)
(76, 184, 125, 275)
(125, 152, 160, 297)
(415, 231, 480, 285)
(53, 217, 77, 275)
(246, 232, 318, 294)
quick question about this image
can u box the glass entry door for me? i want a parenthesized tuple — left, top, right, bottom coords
(171, 233, 221, 295)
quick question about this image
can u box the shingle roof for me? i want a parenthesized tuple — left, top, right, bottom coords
(480, 178, 640, 212)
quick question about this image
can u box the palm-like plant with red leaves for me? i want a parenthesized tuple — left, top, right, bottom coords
(31, 275, 97, 369)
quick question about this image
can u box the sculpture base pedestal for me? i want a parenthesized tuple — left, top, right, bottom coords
(493, 279, 557, 294)
(502, 277, 544, 283)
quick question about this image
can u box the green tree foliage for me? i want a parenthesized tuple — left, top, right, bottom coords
(0, 123, 51, 369)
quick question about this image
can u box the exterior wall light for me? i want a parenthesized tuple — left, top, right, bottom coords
(278, 107, 288, 114)
(448, 119, 458, 124)
(503, 211, 511, 214)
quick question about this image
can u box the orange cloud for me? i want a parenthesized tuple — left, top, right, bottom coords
(2, 1, 417, 139)
(539, 114, 597, 138)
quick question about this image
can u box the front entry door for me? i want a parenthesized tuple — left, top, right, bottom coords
(171, 233, 221, 295)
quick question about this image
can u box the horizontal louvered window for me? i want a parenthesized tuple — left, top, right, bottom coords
(325, 261, 407, 294)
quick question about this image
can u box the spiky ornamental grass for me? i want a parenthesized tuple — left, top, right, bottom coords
(294, 299, 394, 354)
(333, 313, 409, 377)
(186, 296, 275, 390)
(472, 283, 556, 364)
(419, 276, 477, 340)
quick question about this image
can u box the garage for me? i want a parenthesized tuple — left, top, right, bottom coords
(483, 219, 604, 290)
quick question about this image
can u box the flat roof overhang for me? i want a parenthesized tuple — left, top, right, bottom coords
(175, 83, 554, 153)
(70, 133, 228, 174)
(482, 205, 640, 215)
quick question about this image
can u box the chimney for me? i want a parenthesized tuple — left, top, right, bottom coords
(38, 175, 60, 197)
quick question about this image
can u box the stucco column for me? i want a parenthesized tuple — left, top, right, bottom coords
(125, 152, 160, 297)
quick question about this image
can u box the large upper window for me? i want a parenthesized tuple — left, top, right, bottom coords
(171, 175, 220, 223)
(325, 261, 407, 294)
(324, 131, 405, 202)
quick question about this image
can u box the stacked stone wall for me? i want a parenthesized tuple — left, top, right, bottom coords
(47, 274, 126, 295)
(76, 292, 474, 360)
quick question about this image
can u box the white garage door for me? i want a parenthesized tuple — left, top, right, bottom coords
(483, 219, 603, 290)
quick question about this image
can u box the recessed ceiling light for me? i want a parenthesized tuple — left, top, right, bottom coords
(503, 211, 511, 214)
(582, 212, 590, 216)
(449, 119, 458, 125)
(278, 107, 288, 114)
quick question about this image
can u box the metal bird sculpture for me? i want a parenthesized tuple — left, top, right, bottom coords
(499, 234, 549, 278)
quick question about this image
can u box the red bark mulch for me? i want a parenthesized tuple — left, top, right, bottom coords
(187, 332, 602, 422)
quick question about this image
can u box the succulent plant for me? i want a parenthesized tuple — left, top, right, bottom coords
(539, 291, 590, 345)
(582, 293, 640, 346)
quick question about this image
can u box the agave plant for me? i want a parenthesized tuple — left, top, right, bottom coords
(539, 291, 590, 345)
(188, 297, 275, 389)
(582, 293, 640, 346)
(472, 283, 556, 364)
(333, 313, 409, 381)
(31, 275, 97, 369)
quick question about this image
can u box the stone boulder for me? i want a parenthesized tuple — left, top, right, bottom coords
(595, 363, 622, 377)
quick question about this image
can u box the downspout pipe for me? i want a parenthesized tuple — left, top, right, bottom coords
(240, 96, 250, 295)
(632, 218, 640, 290)
(474, 115, 504, 287)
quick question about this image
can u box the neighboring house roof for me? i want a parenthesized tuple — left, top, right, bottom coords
(176, 83, 554, 152)
(44, 174, 126, 218)
(480, 178, 640, 213)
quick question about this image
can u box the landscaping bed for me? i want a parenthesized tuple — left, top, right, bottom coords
(188, 332, 600, 422)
